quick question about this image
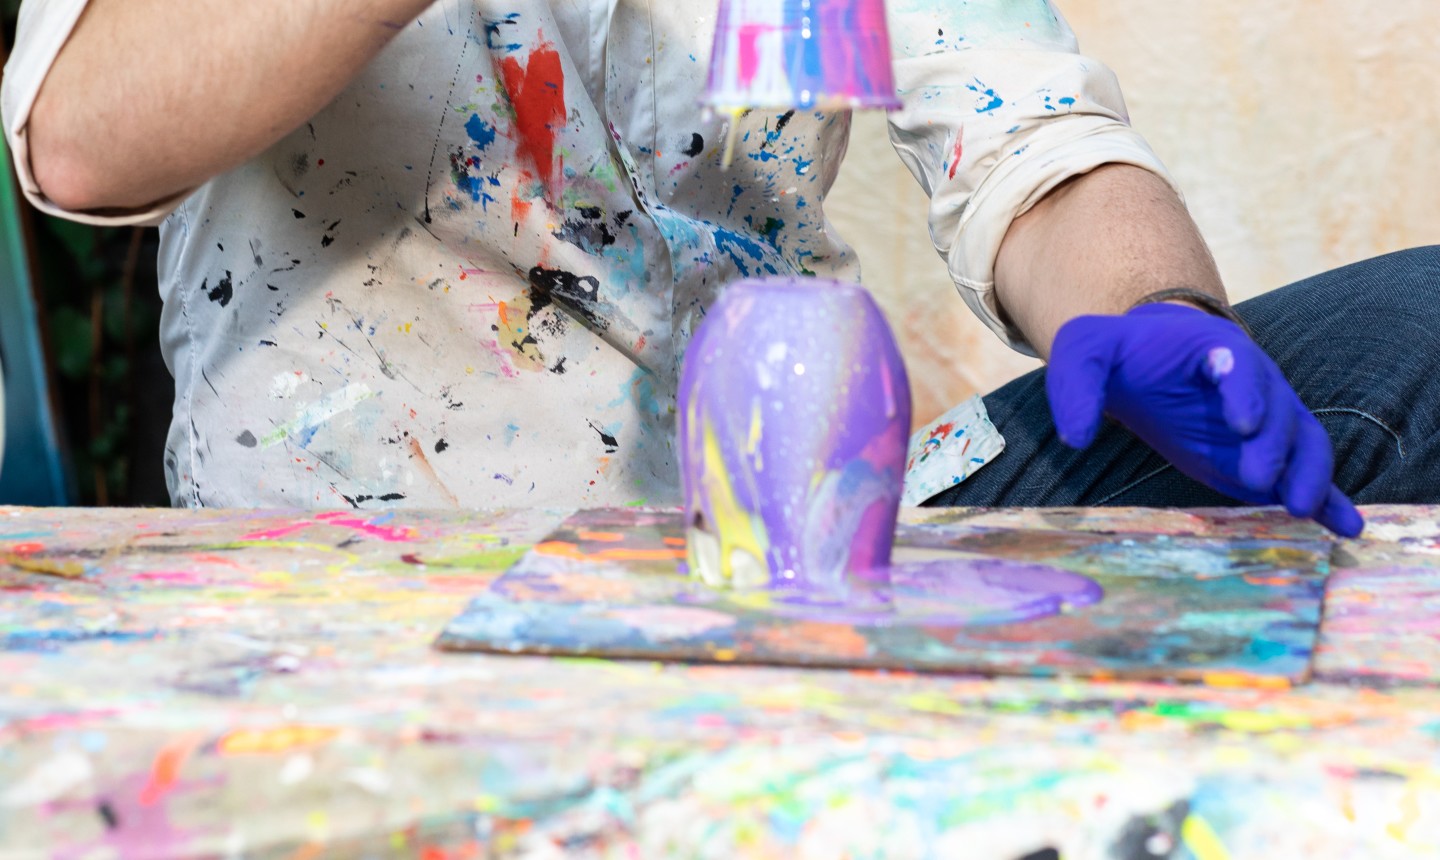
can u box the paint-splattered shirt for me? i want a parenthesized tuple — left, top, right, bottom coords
(3, 0, 1176, 509)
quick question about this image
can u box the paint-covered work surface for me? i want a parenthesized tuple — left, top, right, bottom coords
(439, 509, 1333, 684)
(3, 506, 1440, 857)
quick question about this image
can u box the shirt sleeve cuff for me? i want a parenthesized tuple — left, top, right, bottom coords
(945, 123, 1182, 355)
(2, 0, 184, 227)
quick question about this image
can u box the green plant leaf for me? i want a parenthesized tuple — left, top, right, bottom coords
(49, 306, 94, 379)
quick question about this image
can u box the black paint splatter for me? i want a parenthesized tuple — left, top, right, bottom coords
(293, 209, 307, 219)
(235, 430, 258, 448)
(527, 266, 607, 333)
(202, 272, 234, 307)
(586, 420, 619, 453)
(682, 133, 704, 157)
(1107, 800, 1188, 859)
(434, 439, 449, 453)
(97, 801, 120, 830)
(342, 492, 408, 507)
(549, 356, 567, 375)
(554, 215, 616, 252)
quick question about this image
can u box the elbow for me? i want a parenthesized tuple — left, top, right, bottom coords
(27, 125, 103, 213)
(29, 147, 100, 214)
(26, 94, 127, 213)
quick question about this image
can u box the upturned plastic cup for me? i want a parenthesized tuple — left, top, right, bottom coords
(703, 0, 903, 113)
(678, 278, 912, 594)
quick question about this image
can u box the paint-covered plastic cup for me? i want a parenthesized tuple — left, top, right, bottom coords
(704, 0, 903, 113)
(678, 278, 912, 593)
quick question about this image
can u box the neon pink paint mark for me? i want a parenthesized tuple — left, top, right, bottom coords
(240, 522, 311, 542)
(241, 515, 416, 543)
(482, 337, 522, 379)
(314, 511, 417, 543)
(736, 24, 766, 86)
(133, 571, 211, 585)
(499, 39, 567, 197)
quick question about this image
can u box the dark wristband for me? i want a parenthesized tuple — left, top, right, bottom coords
(1129, 287, 1254, 339)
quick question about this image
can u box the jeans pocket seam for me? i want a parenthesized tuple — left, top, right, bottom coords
(1312, 408, 1406, 459)
(1095, 463, 1174, 506)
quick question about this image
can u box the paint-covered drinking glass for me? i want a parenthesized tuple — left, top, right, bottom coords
(704, 0, 902, 112)
(678, 277, 912, 593)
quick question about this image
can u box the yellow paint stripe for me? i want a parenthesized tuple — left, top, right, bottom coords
(1182, 814, 1232, 860)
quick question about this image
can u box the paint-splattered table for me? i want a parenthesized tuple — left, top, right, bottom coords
(3, 505, 1439, 859)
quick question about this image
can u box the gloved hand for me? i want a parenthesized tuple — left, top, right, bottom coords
(1047, 303, 1364, 537)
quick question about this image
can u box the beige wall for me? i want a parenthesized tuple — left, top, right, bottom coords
(829, 0, 1440, 426)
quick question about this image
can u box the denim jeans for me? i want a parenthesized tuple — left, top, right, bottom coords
(926, 245, 1440, 509)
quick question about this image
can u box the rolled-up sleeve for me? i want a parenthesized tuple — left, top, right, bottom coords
(2, 0, 181, 226)
(886, 1, 1181, 354)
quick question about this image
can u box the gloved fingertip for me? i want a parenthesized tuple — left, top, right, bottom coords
(1318, 487, 1365, 539)
(1055, 417, 1099, 450)
(1282, 474, 1328, 520)
(1047, 377, 1106, 451)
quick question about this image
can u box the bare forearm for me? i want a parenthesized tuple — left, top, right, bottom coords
(27, 0, 435, 212)
(993, 164, 1226, 359)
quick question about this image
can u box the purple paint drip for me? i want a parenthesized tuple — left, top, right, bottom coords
(679, 278, 911, 592)
(726, 557, 1102, 627)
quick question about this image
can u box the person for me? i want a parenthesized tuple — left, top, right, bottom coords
(3, 1, 1435, 534)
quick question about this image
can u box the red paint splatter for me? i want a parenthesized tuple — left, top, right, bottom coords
(947, 130, 964, 180)
(499, 40, 567, 197)
(511, 188, 533, 224)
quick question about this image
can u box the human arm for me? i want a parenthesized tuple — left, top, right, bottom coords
(986, 91, 1361, 537)
(12, 0, 435, 216)
(883, 2, 1360, 534)
(993, 162, 1225, 358)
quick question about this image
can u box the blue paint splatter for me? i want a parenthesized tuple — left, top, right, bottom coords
(967, 80, 1004, 113)
(714, 228, 778, 278)
(5, 629, 158, 653)
(466, 114, 498, 151)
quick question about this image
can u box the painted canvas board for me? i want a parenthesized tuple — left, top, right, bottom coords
(1312, 508, 1440, 685)
(437, 508, 1335, 684)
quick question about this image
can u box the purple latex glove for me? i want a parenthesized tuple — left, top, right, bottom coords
(1047, 304, 1364, 537)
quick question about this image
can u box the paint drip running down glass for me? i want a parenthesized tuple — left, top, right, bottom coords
(703, 0, 903, 167)
(678, 278, 912, 596)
